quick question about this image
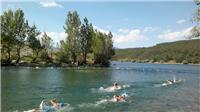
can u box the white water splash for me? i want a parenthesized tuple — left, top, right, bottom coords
(96, 93, 128, 104)
(98, 84, 130, 92)
(24, 100, 74, 112)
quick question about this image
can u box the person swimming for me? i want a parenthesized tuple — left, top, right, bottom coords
(114, 95, 125, 102)
(50, 99, 59, 108)
(166, 80, 173, 84)
(113, 82, 121, 89)
(50, 99, 64, 109)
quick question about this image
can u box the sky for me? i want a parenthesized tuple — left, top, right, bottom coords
(1, 0, 197, 48)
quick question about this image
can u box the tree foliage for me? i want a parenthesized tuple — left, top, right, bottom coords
(92, 31, 115, 65)
(13, 9, 28, 63)
(59, 11, 115, 66)
(27, 24, 42, 62)
(56, 40, 71, 63)
(80, 17, 93, 64)
(1, 9, 28, 63)
(1, 9, 15, 63)
(190, 0, 200, 39)
(41, 32, 54, 60)
(1, 9, 115, 66)
(63, 11, 81, 64)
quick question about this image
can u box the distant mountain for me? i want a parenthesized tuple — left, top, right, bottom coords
(112, 39, 200, 64)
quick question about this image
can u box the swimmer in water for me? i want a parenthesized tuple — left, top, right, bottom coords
(114, 95, 125, 102)
(113, 82, 120, 89)
(50, 99, 59, 108)
(166, 80, 173, 84)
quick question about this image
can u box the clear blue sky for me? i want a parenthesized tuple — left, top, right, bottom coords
(1, 0, 197, 48)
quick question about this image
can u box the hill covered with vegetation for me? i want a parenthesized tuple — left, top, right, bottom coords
(112, 39, 200, 64)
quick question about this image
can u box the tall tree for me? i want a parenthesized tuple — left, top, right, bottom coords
(56, 40, 71, 63)
(14, 9, 28, 63)
(64, 11, 81, 64)
(107, 32, 115, 58)
(92, 31, 106, 65)
(92, 31, 115, 65)
(1, 9, 15, 63)
(80, 17, 93, 64)
(27, 24, 42, 62)
(41, 32, 54, 60)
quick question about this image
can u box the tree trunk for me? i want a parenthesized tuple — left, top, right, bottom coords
(46, 49, 49, 59)
(8, 52, 10, 61)
(49, 49, 53, 61)
(16, 48, 21, 63)
(50, 49, 53, 59)
(32, 50, 38, 62)
(72, 52, 77, 64)
(7, 48, 11, 63)
(83, 52, 87, 64)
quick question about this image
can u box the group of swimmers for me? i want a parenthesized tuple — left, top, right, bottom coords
(41, 82, 124, 110)
(46, 79, 181, 107)
(112, 82, 126, 102)
(49, 82, 125, 107)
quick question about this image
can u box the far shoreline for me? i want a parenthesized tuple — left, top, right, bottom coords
(111, 60, 200, 66)
(0, 62, 110, 68)
(1, 61, 200, 68)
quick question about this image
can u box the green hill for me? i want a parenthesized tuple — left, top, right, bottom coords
(112, 39, 200, 64)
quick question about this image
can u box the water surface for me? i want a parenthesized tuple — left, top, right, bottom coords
(2, 62, 200, 112)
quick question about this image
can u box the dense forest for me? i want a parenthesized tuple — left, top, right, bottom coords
(1, 9, 114, 66)
(112, 39, 200, 64)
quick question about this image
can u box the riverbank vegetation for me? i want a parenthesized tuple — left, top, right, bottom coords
(1, 9, 114, 67)
(112, 39, 200, 64)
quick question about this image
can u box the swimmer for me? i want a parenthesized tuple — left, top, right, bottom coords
(113, 82, 121, 89)
(50, 99, 59, 108)
(114, 95, 125, 102)
(166, 80, 173, 84)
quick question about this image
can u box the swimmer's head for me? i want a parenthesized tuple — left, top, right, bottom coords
(114, 82, 118, 86)
(50, 98, 58, 104)
(114, 95, 119, 98)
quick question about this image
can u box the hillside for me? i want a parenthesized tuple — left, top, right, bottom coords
(112, 39, 200, 64)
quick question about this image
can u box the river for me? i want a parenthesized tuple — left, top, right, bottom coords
(2, 62, 200, 112)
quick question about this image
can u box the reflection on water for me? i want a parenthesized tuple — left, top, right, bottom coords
(2, 62, 200, 112)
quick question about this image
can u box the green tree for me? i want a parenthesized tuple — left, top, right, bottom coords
(92, 31, 115, 65)
(1, 9, 29, 63)
(92, 31, 104, 65)
(1, 9, 15, 63)
(13, 9, 28, 63)
(41, 32, 54, 60)
(80, 17, 93, 64)
(27, 24, 42, 62)
(107, 32, 115, 58)
(64, 11, 81, 64)
(56, 40, 70, 63)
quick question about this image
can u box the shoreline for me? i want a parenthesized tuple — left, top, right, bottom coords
(1, 61, 200, 68)
(147, 62, 200, 66)
(112, 60, 200, 66)
(0, 62, 110, 68)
